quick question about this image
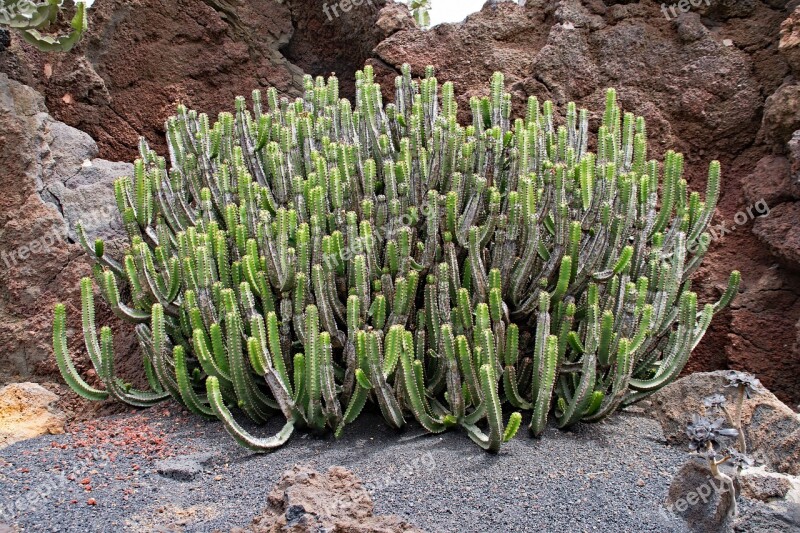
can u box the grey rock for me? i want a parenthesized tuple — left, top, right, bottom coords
(734, 502, 800, 532)
(665, 457, 736, 533)
(46, 158, 131, 254)
(35, 103, 132, 252)
(155, 452, 217, 482)
(739, 472, 793, 502)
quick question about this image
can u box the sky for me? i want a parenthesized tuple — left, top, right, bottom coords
(427, 0, 488, 27)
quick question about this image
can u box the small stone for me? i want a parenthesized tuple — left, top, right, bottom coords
(155, 454, 211, 482)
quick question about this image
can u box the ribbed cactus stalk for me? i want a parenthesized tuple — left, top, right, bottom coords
(53, 64, 739, 453)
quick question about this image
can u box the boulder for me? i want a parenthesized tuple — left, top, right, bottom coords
(651, 371, 800, 475)
(235, 465, 423, 533)
(0, 382, 65, 448)
(734, 502, 800, 532)
(376, 3, 416, 36)
(665, 457, 736, 533)
(666, 456, 800, 532)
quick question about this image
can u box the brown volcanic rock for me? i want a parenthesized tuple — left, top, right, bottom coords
(742, 155, 800, 207)
(372, 0, 800, 405)
(762, 83, 800, 153)
(235, 465, 423, 533)
(280, 0, 394, 101)
(0, 0, 391, 163)
(0, 73, 138, 393)
(753, 201, 800, 268)
(739, 471, 793, 502)
(0, 0, 305, 162)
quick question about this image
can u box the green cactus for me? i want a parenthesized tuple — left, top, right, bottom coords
(53, 65, 739, 453)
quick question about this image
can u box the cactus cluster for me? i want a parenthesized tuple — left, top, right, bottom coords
(53, 64, 740, 453)
(0, 0, 88, 52)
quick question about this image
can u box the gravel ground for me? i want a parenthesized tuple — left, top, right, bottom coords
(0, 405, 690, 532)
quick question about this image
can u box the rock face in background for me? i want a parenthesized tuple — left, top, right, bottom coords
(0, 73, 137, 386)
(0, 0, 397, 162)
(0, 0, 799, 406)
(367, 0, 800, 406)
(0, 0, 398, 389)
(0, 0, 303, 162)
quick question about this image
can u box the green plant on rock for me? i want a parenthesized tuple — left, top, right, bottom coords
(405, 0, 431, 28)
(0, 0, 89, 51)
(53, 64, 740, 453)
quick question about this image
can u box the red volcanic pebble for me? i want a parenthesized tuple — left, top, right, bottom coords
(65, 412, 191, 461)
(87, 498, 97, 506)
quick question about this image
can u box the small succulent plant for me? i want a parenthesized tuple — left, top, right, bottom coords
(683, 371, 764, 518)
(685, 415, 740, 517)
(724, 370, 762, 399)
(0, 0, 90, 52)
(686, 414, 738, 452)
(702, 393, 727, 413)
(724, 370, 762, 453)
(724, 448, 754, 471)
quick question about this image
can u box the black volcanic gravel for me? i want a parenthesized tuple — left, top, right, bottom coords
(0, 406, 690, 532)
